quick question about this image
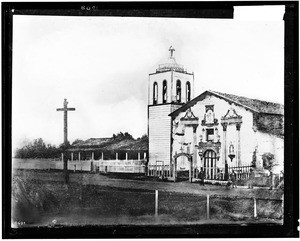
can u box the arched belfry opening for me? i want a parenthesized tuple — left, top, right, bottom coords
(153, 82, 158, 105)
(176, 80, 181, 103)
(186, 81, 191, 102)
(162, 80, 167, 103)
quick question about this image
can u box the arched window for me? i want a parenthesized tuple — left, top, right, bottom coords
(162, 80, 167, 103)
(176, 80, 181, 103)
(186, 81, 191, 102)
(153, 82, 158, 104)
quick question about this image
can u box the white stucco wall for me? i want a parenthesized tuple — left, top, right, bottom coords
(172, 94, 283, 171)
(254, 131, 284, 173)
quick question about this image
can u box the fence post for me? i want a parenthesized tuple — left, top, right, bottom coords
(116, 153, 118, 160)
(253, 197, 257, 218)
(91, 152, 94, 172)
(207, 194, 210, 219)
(78, 152, 81, 161)
(155, 190, 158, 217)
(126, 152, 128, 160)
(101, 152, 104, 160)
(138, 152, 140, 160)
(71, 152, 73, 161)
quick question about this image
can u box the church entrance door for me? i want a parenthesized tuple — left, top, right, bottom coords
(203, 150, 217, 180)
(173, 153, 192, 182)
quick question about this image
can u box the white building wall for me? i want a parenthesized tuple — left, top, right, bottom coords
(148, 105, 172, 166)
(172, 94, 262, 170)
(255, 131, 284, 173)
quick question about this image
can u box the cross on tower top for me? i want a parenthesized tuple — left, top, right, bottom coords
(169, 46, 175, 58)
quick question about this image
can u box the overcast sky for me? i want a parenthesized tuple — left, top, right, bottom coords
(12, 6, 285, 148)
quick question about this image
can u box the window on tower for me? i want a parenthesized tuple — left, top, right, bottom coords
(176, 80, 181, 103)
(162, 80, 167, 103)
(186, 81, 191, 102)
(153, 82, 158, 104)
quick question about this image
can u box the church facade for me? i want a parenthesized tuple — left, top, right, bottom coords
(147, 47, 284, 182)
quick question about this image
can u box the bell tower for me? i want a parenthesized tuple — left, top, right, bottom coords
(148, 47, 194, 170)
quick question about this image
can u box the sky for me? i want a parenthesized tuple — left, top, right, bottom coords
(12, 6, 285, 148)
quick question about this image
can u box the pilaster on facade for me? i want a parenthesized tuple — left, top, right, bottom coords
(221, 108, 243, 167)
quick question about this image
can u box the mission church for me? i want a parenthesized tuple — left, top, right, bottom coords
(147, 47, 284, 182)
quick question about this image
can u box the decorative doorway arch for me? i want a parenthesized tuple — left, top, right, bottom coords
(203, 150, 217, 179)
(173, 153, 192, 182)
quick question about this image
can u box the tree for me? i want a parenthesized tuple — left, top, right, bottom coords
(58, 141, 71, 151)
(14, 138, 61, 159)
(262, 152, 276, 190)
(262, 152, 275, 171)
(140, 134, 148, 142)
(112, 132, 133, 140)
(124, 132, 133, 139)
(251, 148, 257, 168)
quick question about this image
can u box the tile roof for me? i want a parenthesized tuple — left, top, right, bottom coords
(169, 90, 284, 117)
(212, 91, 284, 115)
(72, 138, 111, 147)
(69, 137, 148, 151)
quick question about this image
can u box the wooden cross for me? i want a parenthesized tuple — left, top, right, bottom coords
(57, 99, 75, 144)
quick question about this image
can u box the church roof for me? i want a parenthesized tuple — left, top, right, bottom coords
(169, 90, 284, 117)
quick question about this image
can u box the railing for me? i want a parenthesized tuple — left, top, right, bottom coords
(228, 165, 252, 180)
(13, 154, 147, 174)
(148, 164, 172, 178)
(98, 159, 145, 173)
(194, 165, 253, 181)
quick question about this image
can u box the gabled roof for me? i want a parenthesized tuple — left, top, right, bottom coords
(169, 90, 284, 117)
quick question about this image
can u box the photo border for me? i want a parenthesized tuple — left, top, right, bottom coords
(2, 1, 299, 238)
